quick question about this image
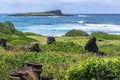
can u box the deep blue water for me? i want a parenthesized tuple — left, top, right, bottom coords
(0, 14, 120, 36)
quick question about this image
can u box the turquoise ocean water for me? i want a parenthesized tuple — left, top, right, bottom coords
(0, 14, 120, 36)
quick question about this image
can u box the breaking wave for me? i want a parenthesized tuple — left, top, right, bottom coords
(17, 23, 120, 36)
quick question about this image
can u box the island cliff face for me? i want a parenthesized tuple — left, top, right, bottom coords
(10, 10, 64, 16)
(46, 10, 63, 16)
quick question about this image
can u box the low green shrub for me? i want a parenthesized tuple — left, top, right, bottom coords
(91, 32, 108, 36)
(0, 32, 36, 45)
(41, 41, 83, 52)
(91, 32, 120, 40)
(0, 21, 25, 37)
(4, 21, 16, 33)
(66, 57, 120, 80)
(99, 44, 120, 55)
(0, 22, 12, 35)
(9, 36, 37, 45)
(24, 32, 43, 36)
(65, 29, 89, 36)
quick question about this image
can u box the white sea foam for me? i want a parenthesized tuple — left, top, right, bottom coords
(78, 15, 87, 17)
(48, 16, 60, 18)
(78, 21, 85, 24)
(19, 23, 120, 36)
(85, 24, 120, 31)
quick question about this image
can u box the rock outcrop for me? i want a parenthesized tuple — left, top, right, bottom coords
(0, 38, 7, 49)
(84, 37, 98, 52)
(85, 37, 105, 56)
(29, 43, 42, 52)
(10, 62, 53, 80)
(47, 37, 56, 44)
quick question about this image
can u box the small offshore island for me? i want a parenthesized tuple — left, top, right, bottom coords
(10, 10, 65, 16)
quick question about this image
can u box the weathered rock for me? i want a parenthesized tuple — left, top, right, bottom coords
(26, 62, 43, 79)
(47, 37, 55, 44)
(84, 37, 98, 52)
(10, 67, 39, 80)
(10, 71, 21, 80)
(10, 62, 53, 80)
(0, 38, 7, 49)
(29, 43, 42, 52)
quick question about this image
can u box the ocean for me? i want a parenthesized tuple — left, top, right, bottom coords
(0, 14, 120, 36)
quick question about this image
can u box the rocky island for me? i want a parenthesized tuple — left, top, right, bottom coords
(10, 10, 64, 16)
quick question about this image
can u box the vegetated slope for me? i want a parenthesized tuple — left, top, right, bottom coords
(0, 27, 120, 80)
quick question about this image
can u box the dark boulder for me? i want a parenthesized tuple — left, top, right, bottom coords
(47, 37, 55, 44)
(0, 38, 7, 49)
(29, 43, 42, 52)
(84, 37, 98, 52)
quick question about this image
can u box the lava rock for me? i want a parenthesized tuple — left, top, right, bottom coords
(29, 43, 42, 52)
(10, 67, 39, 80)
(85, 37, 98, 52)
(47, 37, 55, 44)
(0, 38, 7, 49)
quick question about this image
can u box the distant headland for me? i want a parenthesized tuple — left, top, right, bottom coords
(10, 10, 66, 16)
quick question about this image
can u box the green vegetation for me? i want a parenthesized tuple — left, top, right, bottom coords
(66, 57, 120, 80)
(91, 32, 120, 40)
(24, 32, 43, 36)
(65, 29, 89, 36)
(0, 22, 12, 35)
(41, 41, 83, 52)
(99, 44, 120, 55)
(0, 21, 24, 36)
(0, 22, 120, 80)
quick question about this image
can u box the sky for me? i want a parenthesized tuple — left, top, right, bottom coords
(0, 0, 120, 14)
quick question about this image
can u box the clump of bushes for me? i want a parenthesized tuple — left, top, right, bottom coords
(91, 32, 108, 35)
(65, 29, 89, 36)
(0, 22, 12, 35)
(0, 21, 24, 37)
(66, 57, 120, 80)
(41, 41, 83, 52)
(91, 32, 120, 40)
